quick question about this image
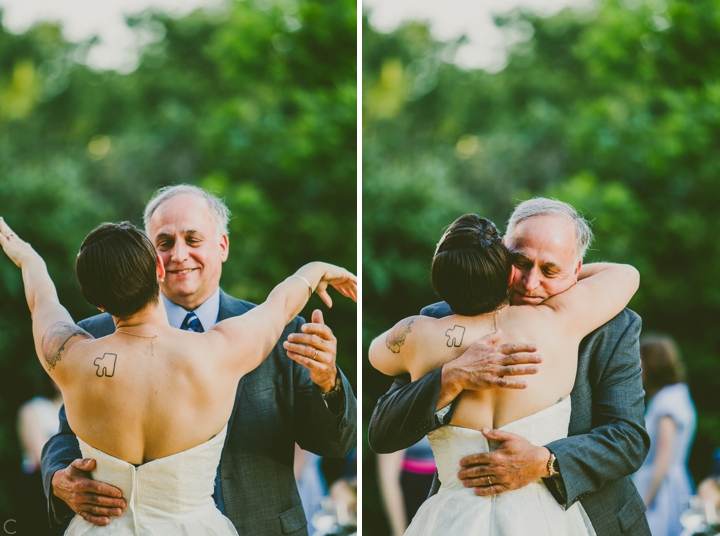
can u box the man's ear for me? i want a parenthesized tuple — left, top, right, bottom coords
(219, 234, 229, 262)
(573, 260, 582, 282)
(156, 254, 166, 281)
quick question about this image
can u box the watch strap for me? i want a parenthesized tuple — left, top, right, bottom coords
(320, 375, 342, 400)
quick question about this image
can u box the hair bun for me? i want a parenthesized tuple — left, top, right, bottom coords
(437, 214, 501, 253)
(432, 213, 511, 316)
(477, 223, 500, 246)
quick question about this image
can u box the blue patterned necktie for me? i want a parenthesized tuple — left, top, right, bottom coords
(180, 312, 204, 333)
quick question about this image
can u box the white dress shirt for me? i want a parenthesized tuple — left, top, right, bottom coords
(161, 288, 221, 329)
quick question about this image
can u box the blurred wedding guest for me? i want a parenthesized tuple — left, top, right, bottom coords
(633, 334, 697, 536)
(17, 376, 62, 535)
(378, 437, 436, 536)
(295, 444, 328, 522)
(697, 448, 720, 511)
(329, 476, 356, 529)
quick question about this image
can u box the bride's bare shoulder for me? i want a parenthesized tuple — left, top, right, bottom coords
(41, 321, 94, 371)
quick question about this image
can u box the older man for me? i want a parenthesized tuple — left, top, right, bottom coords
(42, 185, 357, 535)
(369, 198, 650, 536)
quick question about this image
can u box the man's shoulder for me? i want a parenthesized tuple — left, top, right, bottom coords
(579, 307, 641, 360)
(218, 290, 304, 329)
(219, 292, 257, 316)
(420, 301, 453, 319)
(592, 307, 641, 335)
(78, 312, 115, 337)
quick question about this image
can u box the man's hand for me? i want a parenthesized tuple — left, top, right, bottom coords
(52, 458, 126, 526)
(438, 329, 542, 410)
(283, 310, 338, 393)
(457, 429, 550, 496)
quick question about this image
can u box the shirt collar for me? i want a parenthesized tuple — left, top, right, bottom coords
(161, 288, 221, 330)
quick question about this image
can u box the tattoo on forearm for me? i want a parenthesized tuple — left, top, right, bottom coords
(41, 322, 90, 370)
(445, 325, 466, 347)
(94, 353, 118, 377)
(386, 318, 415, 354)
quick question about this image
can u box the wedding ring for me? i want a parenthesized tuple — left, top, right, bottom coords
(311, 348, 319, 360)
(486, 476, 492, 486)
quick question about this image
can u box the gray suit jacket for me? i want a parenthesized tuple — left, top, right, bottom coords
(41, 290, 357, 535)
(369, 302, 650, 536)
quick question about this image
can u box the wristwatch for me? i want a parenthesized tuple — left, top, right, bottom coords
(320, 376, 343, 400)
(547, 452, 561, 477)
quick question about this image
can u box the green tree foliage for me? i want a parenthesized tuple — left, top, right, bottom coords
(364, 1, 720, 532)
(0, 0, 355, 516)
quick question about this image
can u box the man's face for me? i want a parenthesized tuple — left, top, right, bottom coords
(504, 215, 581, 306)
(147, 194, 229, 310)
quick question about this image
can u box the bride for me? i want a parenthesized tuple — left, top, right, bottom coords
(0, 218, 356, 535)
(369, 214, 639, 535)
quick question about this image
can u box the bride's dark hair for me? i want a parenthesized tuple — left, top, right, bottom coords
(76, 222, 159, 319)
(431, 214, 511, 316)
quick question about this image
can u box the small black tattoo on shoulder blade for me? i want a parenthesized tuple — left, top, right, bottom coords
(386, 318, 415, 354)
(445, 325, 466, 347)
(94, 353, 118, 377)
(41, 322, 90, 371)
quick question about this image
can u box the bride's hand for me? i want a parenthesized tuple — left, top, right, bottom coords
(314, 264, 357, 307)
(0, 218, 39, 268)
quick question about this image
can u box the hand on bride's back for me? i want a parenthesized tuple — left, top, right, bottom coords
(444, 330, 543, 392)
(51, 458, 126, 526)
(457, 430, 550, 496)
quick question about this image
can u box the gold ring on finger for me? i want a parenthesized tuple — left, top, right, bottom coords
(487, 476, 492, 486)
(311, 348, 319, 360)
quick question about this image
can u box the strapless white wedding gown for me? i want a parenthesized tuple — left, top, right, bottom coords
(65, 425, 237, 535)
(405, 397, 596, 536)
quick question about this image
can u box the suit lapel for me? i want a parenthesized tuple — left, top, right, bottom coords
(217, 289, 251, 321)
(217, 290, 258, 452)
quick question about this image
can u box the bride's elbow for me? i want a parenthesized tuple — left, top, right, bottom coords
(624, 265, 640, 291)
(368, 336, 395, 375)
(368, 336, 383, 370)
(627, 264, 640, 290)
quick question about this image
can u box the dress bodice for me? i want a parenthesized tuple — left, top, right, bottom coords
(65, 426, 238, 535)
(405, 396, 596, 536)
(430, 396, 572, 492)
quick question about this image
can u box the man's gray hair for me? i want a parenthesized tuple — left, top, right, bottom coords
(143, 184, 231, 238)
(505, 197, 593, 260)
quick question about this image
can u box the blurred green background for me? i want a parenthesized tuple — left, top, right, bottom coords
(363, 0, 720, 534)
(0, 0, 356, 518)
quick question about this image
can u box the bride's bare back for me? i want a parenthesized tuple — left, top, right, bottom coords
(53, 324, 244, 465)
(395, 307, 582, 430)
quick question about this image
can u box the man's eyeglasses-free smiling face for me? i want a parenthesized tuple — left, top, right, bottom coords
(148, 193, 229, 311)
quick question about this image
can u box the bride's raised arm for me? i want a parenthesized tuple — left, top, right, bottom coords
(542, 262, 640, 338)
(209, 262, 357, 376)
(0, 218, 92, 381)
